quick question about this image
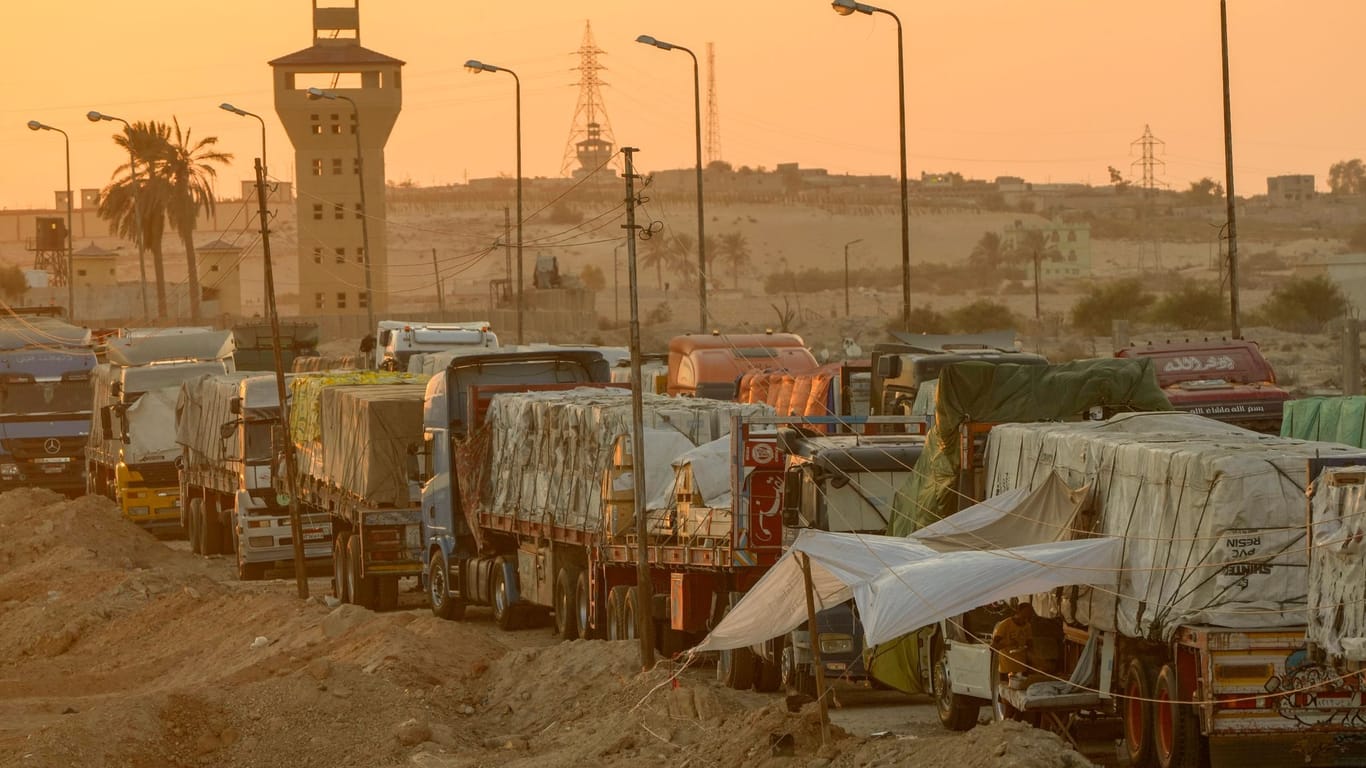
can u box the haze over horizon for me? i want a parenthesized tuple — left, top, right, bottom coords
(1, 0, 1362, 210)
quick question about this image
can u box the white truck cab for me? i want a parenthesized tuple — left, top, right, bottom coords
(375, 320, 499, 371)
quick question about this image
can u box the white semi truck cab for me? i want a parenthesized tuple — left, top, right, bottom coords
(375, 320, 499, 371)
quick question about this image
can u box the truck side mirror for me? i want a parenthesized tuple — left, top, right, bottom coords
(229, 397, 242, 415)
(109, 381, 123, 398)
(378, 329, 392, 346)
(875, 356, 901, 379)
(781, 471, 802, 528)
(99, 405, 114, 436)
(220, 421, 237, 440)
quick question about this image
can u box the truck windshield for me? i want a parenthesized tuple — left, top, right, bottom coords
(0, 379, 92, 416)
(244, 421, 273, 461)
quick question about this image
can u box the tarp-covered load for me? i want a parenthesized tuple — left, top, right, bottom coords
(291, 355, 363, 373)
(1281, 396, 1366, 447)
(479, 388, 771, 533)
(123, 388, 182, 464)
(693, 478, 1121, 654)
(0, 316, 91, 349)
(985, 411, 1366, 640)
(301, 384, 426, 507)
(1308, 466, 1366, 662)
(737, 365, 841, 418)
(889, 358, 1172, 536)
(106, 330, 235, 367)
(176, 373, 253, 471)
(288, 371, 427, 445)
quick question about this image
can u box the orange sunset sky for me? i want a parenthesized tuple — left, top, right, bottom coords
(0, 1, 1362, 210)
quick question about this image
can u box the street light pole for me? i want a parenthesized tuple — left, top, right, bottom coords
(831, 1, 911, 332)
(843, 238, 862, 317)
(636, 35, 708, 333)
(27, 121, 74, 322)
(465, 61, 524, 344)
(306, 88, 374, 338)
(220, 103, 270, 313)
(87, 111, 148, 319)
(1219, 0, 1241, 339)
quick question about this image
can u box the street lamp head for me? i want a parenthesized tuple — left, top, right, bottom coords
(831, 0, 875, 15)
(305, 87, 334, 101)
(27, 120, 45, 131)
(636, 34, 673, 51)
(86, 110, 109, 123)
(219, 102, 249, 117)
(465, 59, 497, 74)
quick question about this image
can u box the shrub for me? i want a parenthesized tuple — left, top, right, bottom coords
(949, 299, 1016, 334)
(896, 305, 949, 335)
(0, 265, 25, 299)
(1259, 274, 1350, 333)
(1070, 278, 1155, 336)
(1148, 280, 1224, 330)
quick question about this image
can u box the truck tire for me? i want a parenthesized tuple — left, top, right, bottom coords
(347, 535, 377, 609)
(187, 498, 204, 556)
(491, 558, 516, 630)
(1154, 663, 1200, 768)
(575, 570, 597, 640)
(933, 639, 980, 731)
(717, 646, 756, 690)
(236, 551, 265, 581)
(553, 567, 580, 640)
(606, 586, 629, 640)
(378, 576, 400, 611)
(1123, 657, 1157, 768)
(200, 497, 221, 556)
(754, 635, 784, 693)
(215, 498, 235, 555)
(782, 641, 817, 697)
(622, 586, 641, 641)
(332, 533, 350, 603)
(428, 549, 465, 621)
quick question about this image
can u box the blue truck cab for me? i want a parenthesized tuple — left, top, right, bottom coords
(0, 319, 96, 496)
(420, 350, 611, 618)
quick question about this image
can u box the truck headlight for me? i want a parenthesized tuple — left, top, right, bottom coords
(819, 635, 854, 655)
(0, 463, 19, 477)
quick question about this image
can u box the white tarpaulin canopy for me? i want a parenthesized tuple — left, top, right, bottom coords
(691, 475, 1120, 654)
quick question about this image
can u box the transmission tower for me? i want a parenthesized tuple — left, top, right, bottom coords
(705, 42, 722, 166)
(561, 21, 620, 178)
(1130, 124, 1166, 272)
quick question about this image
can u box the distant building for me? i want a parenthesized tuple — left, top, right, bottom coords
(1001, 219, 1092, 279)
(197, 238, 244, 317)
(71, 242, 118, 289)
(1267, 174, 1315, 205)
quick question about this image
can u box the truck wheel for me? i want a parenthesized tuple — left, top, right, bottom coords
(719, 646, 757, 690)
(491, 558, 516, 630)
(622, 586, 642, 642)
(1154, 663, 1200, 768)
(606, 586, 629, 640)
(332, 533, 350, 603)
(428, 550, 465, 620)
(347, 536, 377, 609)
(236, 552, 265, 581)
(781, 644, 815, 697)
(553, 567, 580, 640)
(932, 639, 980, 731)
(200, 497, 221, 556)
(575, 570, 597, 639)
(754, 635, 784, 693)
(216, 498, 235, 555)
(1123, 657, 1157, 768)
(187, 498, 204, 556)
(378, 576, 399, 611)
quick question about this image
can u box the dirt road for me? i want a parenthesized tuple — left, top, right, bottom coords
(0, 489, 1093, 767)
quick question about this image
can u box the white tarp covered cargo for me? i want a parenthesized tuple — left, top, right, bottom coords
(307, 384, 426, 507)
(124, 388, 182, 464)
(1308, 466, 1366, 661)
(106, 330, 234, 367)
(288, 371, 427, 445)
(693, 479, 1121, 653)
(482, 388, 771, 532)
(984, 411, 1366, 640)
(176, 373, 253, 471)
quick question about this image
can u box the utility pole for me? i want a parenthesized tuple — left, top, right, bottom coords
(622, 146, 654, 671)
(1033, 248, 1042, 322)
(253, 158, 308, 599)
(1345, 317, 1361, 397)
(1220, 0, 1242, 339)
(503, 206, 513, 323)
(431, 248, 445, 316)
(842, 238, 862, 317)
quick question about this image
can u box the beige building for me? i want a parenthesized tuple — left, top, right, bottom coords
(197, 238, 244, 318)
(71, 242, 118, 288)
(270, 0, 402, 318)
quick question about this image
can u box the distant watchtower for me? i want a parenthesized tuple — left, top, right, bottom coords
(269, 0, 403, 319)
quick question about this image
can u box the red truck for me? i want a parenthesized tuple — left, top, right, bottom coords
(1115, 339, 1290, 433)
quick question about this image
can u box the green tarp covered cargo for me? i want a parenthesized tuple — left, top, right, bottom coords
(887, 358, 1172, 537)
(1280, 396, 1366, 447)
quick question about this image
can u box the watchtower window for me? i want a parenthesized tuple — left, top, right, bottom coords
(335, 247, 345, 264)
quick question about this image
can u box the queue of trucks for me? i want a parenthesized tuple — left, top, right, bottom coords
(3, 310, 1363, 765)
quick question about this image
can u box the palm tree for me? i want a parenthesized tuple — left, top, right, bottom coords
(969, 231, 1004, 272)
(716, 232, 751, 289)
(98, 121, 172, 318)
(639, 231, 670, 291)
(159, 118, 232, 323)
(671, 232, 697, 288)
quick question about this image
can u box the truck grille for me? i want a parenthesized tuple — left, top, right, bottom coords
(1, 437, 85, 461)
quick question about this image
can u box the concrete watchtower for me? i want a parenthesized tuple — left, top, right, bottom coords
(269, 0, 403, 319)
